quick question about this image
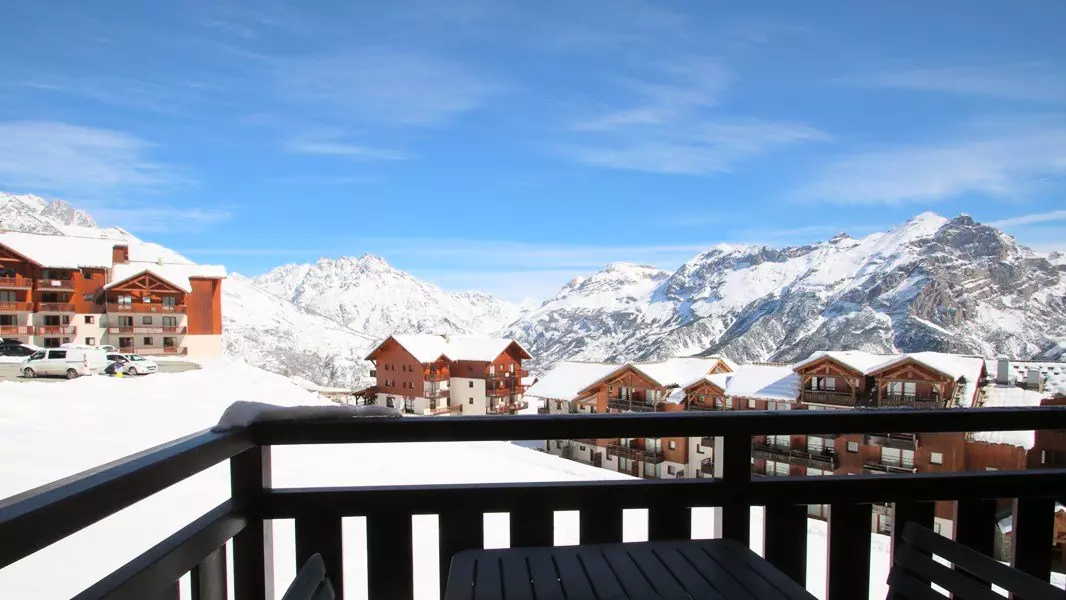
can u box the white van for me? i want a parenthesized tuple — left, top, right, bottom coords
(22, 347, 108, 379)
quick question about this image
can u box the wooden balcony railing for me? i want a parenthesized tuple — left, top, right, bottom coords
(878, 394, 943, 409)
(35, 303, 75, 313)
(0, 301, 34, 313)
(424, 387, 450, 399)
(605, 441, 665, 464)
(124, 347, 188, 355)
(3, 408, 1066, 600)
(34, 325, 76, 336)
(0, 276, 32, 290)
(0, 325, 32, 336)
(106, 303, 187, 314)
(106, 326, 188, 335)
(423, 370, 449, 382)
(863, 461, 918, 475)
(700, 457, 714, 475)
(607, 398, 659, 412)
(800, 390, 857, 407)
(35, 279, 75, 290)
(428, 404, 463, 416)
(487, 400, 528, 414)
(486, 384, 525, 398)
(752, 442, 838, 471)
(864, 433, 919, 450)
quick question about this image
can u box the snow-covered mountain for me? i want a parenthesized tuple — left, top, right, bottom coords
(506, 212, 1066, 371)
(0, 192, 97, 233)
(253, 256, 521, 339)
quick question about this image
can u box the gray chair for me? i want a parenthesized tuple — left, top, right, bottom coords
(888, 522, 1061, 600)
(281, 554, 336, 600)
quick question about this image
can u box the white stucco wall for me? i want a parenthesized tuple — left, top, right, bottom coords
(451, 377, 487, 415)
(686, 436, 713, 478)
(184, 334, 222, 358)
(74, 314, 107, 347)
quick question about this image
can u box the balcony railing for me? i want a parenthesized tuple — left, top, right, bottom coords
(878, 394, 943, 409)
(36, 303, 75, 313)
(863, 461, 918, 474)
(424, 387, 449, 399)
(800, 389, 857, 407)
(605, 441, 665, 463)
(0, 276, 32, 289)
(700, 457, 714, 475)
(428, 404, 463, 416)
(123, 347, 188, 355)
(864, 432, 919, 450)
(487, 400, 528, 414)
(423, 370, 449, 381)
(34, 325, 76, 336)
(35, 279, 75, 290)
(752, 442, 838, 471)
(607, 397, 659, 412)
(106, 326, 188, 334)
(106, 303, 187, 313)
(0, 301, 34, 313)
(0, 325, 32, 336)
(2, 408, 1066, 600)
(486, 384, 525, 398)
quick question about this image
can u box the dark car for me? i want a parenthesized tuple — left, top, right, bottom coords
(0, 342, 36, 357)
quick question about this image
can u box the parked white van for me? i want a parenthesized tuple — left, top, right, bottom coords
(22, 347, 108, 379)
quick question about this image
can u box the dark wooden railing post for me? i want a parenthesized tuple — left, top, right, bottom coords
(439, 510, 484, 596)
(720, 433, 751, 545)
(295, 514, 344, 600)
(510, 507, 554, 547)
(763, 503, 807, 585)
(827, 503, 872, 600)
(953, 498, 996, 587)
(191, 545, 228, 600)
(231, 446, 273, 600)
(580, 505, 623, 544)
(366, 511, 414, 600)
(648, 506, 691, 541)
(1011, 497, 1055, 581)
(890, 501, 935, 588)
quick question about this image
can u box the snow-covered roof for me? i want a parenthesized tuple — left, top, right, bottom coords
(985, 359, 1066, 396)
(372, 334, 531, 364)
(104, 262, 227, 294)
(971, 384, 1049, 449)
(793, 350, 895, 374)
(869, 352, 986, 406)
(716, 365, 800, 402)
(0, 230, 117, 268)
(525, 361, 620, 400)
(634, 357, 728, 388)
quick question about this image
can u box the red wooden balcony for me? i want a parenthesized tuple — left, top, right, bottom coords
(106, 326, 187, 334)
(129, 347, 188, 355)
(0, 325, 32, 335)
(106, 303, 187, 314)
(35, 279, 75, 291)
(0, 276, 32, 290)
(0, 301, 34, 313)
(423, 370, 449, 381)
(2, 408, 1065, 599)
(36, 303, 76, 313)
(34, 325, 76, 336)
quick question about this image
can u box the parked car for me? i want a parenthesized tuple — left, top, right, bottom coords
(104, 353, 158, 376)
(0, 343, 37, 358)
(22, 347, 108, 379)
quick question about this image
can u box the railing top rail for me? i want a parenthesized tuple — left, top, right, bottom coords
(0, 428, 252, 570)
(253, 406, 1066, 445)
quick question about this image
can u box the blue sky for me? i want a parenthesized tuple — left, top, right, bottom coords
(1, 1, 1064, 302)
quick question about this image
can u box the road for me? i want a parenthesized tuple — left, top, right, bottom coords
(0, 360, 200, 383)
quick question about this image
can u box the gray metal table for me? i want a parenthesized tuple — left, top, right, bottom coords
(445, 539, 816, 600)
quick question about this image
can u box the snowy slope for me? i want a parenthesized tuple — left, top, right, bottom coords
(508, 213, 1066, 371)
(0, 191, 96, 233)
(253, 255, 520, 338)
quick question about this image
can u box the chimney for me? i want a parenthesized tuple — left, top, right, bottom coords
(996, 355, 1010, 385)
(112, 244, 129, 265)
(1026, 368, 1043, 391)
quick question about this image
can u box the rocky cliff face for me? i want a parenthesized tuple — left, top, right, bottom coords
(507, 213, 1066, 371)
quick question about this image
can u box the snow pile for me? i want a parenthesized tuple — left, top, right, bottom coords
(382, 334, 531, 364)
(212, 400, 400, 430)
(636, 357, 729, 388)
(524, 361, 620, 401)
(795, 351, 895, 374)
(971, 385, 1048, 449)
(709, 364, 800, 402)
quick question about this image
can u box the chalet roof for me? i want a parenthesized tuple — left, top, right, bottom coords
(635, 357, 728, 388)
(793, 350, 895, 374)
(525, 362, 619, 401)
(970, 384, 1047, 449)
(370, 334, 532, 364)
(104, 263, 227, 294)
(869, 352, 986, 406)
(679, 365, 798, 404)
(984, 359, 1066, 395)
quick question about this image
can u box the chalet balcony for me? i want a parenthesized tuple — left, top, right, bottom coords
(0, 276, 32, 290)
(486, 384, 525, 398)
(35, 279, 75, 291)
(0, 301, 34, 313)
(427, 404, 463, 416)
(423, 370, 449, 381)
(487, 400, 528, 414)
(702, 436, 714, 447)
(877, 394, 943, 409)
(863, 461, 918, 474)
(106, 303, 187, 314)
(34, 325, 76, 336)
(130, 347, 188, 356)
(106, 326, 188, 334)
(36, 302, 75, 313)
(606, 397, 658, 412)
(605, 440, 665, 463)
(864, 432, 919, 450)
(424, 387, 450, 399)
(700, 456, 714, 476)
(3, 408, 1065, 600)
(752, 441, 838, 471)
(0, 325, 32, 336)
(800, 389, 856, 407)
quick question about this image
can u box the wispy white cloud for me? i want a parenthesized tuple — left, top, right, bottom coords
(795, 121, 1066, 204)
(282, 137, 406, 161)
(267, 175, 377, 186)
(87, 206, 232, 233)
(0, 121, 185, 195)
(857, 64, 1066, 103)
(989, 210, 1066, 228)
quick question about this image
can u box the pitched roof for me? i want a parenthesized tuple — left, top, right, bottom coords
(869, 352, 986, 406)
(971, 384, 1047, 449)
(368, 334, 531, 364)
(683, 365, 799, 403)
(104, 263, 228, 294)
(387, 334, 452, 363)
(525, 361, 620, 401)
(793, 350, 896, 374)
(634, 357, 727, 388)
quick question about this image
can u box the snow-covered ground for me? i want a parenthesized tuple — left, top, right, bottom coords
(1, 361, 1061, 599)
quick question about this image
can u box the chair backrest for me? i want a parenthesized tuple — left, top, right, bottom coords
(281, 554, 336, 600)
(888, 522, 1061, 600)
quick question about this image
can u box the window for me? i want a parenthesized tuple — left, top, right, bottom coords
(668, 441, 676, 450)
(930, 452, 943, 465)
(119, 337, 133, 349)
(142, 316, 153, 325)
(164, 337, 175, 348)
(468, 398, 474, 405)
(847, 441, 859, 453)
(468, 381, 474, 388)
(84, 315, 94, 324)
(579, 445, 586, 451)
(118, 295, 132, 305)
(1041, 450, 1046, 464)
(162, 296, 177, 307)
(162, 316, 177, 328)
(61, 337, 70, 344)
(61, 315, 70, 325)
(47, 350, 67, 359)
(747, 398, 756, 409)
(143, 337, 154, 346)
(667, 465, 676, 475)
(83, 294, 94, 302)
(0, 291, 15, 302)
(119, 316, 133, 327)
(85, 337, 95, 346)
(556, 401, 562, 410)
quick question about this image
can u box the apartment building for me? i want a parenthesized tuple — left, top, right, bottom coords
(531, 356, 735, 479)
(0, 231, 225, 357)
(365, 334, 532, 415)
